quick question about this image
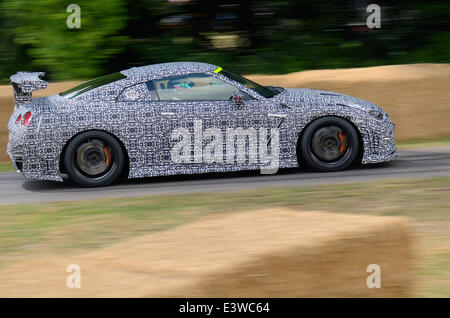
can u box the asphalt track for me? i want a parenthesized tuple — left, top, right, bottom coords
(0, 146, 449, 205)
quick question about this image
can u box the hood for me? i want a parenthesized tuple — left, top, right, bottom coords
(280, 88, 385, 114)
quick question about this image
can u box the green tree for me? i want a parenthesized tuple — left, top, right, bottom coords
(0, 0, 448, 83)
(3, 0, 129, 80)
(0, 4, 27, 82)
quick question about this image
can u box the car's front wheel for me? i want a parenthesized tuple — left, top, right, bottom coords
(299, 117, 359, 171)
(64, 131, 125, 187)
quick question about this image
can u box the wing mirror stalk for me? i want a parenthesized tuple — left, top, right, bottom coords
(231, 90, 245, 108)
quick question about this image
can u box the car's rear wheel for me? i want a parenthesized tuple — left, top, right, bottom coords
(299, 117, 359, 171)
(64, 131, 124, 187)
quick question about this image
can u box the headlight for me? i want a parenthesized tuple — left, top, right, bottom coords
(368, 110, 384, 120)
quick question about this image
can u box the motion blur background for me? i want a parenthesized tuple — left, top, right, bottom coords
(0, 0, 448, 81)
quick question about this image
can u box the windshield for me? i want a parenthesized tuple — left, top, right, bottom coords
(59, 72, 126, 99)
(217, 68, 276, 98)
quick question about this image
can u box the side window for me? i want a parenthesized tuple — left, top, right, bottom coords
(153, 73, 237, 101)
(117, 81, 158, 102)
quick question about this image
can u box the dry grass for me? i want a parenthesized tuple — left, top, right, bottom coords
(248, 63, 450, 141)
(1, 64, 450, 162)
(0, 209, 412, 297)
(0, 177, 448, 297)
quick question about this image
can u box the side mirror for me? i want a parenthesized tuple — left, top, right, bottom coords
(231, 90, 244, 107)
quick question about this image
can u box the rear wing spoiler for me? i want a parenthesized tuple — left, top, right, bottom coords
(10, 72, 49, 104)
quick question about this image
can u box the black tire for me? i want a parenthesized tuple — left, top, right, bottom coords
(299, 117, 359, 172)
(64, 131, 125, 187)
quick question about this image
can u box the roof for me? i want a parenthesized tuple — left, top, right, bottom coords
(120, 62, 218, 78)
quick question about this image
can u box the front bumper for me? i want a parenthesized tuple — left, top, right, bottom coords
(361, 116, 398, 164)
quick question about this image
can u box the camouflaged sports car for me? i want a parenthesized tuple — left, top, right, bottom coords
(7, 62, 397, 187)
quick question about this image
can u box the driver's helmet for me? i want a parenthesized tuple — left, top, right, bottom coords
(169, 79, 195, 94)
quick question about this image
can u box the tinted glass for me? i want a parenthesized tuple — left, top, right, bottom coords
(218, 68, 275, 98)
(117, 81, 158, 102)
(153, 74, 237, 101)
(60, 72, 126, 99)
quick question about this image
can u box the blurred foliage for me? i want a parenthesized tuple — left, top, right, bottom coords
(1, 0, 129, 80)
(0, 0, 449, 82)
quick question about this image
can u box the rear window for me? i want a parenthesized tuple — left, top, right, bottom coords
(59, 72, 126, 99)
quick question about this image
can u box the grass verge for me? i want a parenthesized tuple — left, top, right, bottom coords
(0, 162, 13, 172)
(0, 177, 449, 296)
(397, 136, 450, 148)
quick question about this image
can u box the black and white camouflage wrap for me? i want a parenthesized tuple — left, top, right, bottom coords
(10, 72, 49, 104)
(7, 62, 397, 182)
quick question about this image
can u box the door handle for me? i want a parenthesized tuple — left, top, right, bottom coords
(161, 112, 176, 116)
(267, 113, 287, 119)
